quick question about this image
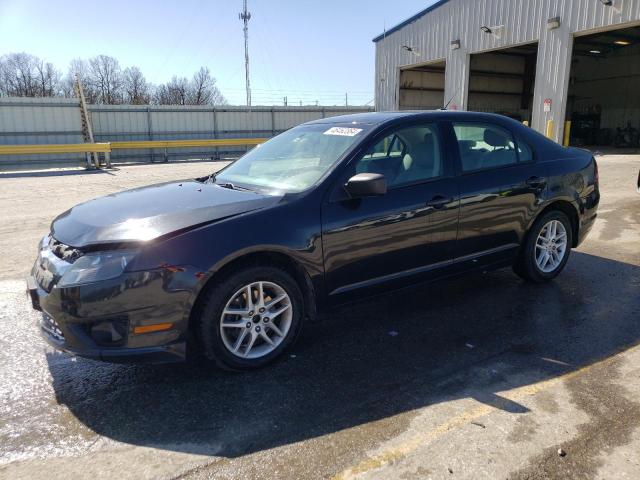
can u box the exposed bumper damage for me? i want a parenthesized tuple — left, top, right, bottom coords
(27, 236, 198, 364)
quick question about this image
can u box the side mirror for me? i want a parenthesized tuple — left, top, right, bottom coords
(344, 173, 387, 198)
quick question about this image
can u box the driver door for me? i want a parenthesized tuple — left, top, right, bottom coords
(321, 123, 460, 304)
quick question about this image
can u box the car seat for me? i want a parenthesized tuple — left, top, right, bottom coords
(394, 133, 441, 185)
(481, 129, 516, 168)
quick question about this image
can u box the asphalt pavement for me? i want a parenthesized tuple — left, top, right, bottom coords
(0, 154, 639, 480)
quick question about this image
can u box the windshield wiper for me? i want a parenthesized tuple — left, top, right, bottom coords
(216, 182, 257, 193)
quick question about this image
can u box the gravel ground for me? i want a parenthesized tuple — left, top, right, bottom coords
(0, 154, 639, 480)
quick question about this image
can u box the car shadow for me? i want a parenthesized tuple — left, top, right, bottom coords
(46, 251, 640, 458)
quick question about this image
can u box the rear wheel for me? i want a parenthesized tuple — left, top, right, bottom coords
(197, 266, 304, 370)
(514, 211, 573, 283)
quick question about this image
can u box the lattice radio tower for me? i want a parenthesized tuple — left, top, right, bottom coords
(239, 0, 251, 107)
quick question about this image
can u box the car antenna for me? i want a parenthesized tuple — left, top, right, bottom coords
(441, 88, 459, 111)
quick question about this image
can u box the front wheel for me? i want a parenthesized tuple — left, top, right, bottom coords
(514, 211, 573, 283)
(197, 266, 304, 370)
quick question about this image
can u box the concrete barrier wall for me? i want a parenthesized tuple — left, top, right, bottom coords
(0, 97, 373, 167)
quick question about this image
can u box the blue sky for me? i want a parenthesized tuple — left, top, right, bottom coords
(0, 0, 435, 105)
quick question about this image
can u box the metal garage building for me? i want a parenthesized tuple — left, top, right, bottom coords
(374, 0, 640, 146)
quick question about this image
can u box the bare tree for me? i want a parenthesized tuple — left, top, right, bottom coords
(0, 53, 227, 107)
(87, 55, 123, 104)
(155, 67, 226, 105)
(123, 66, 150, 104)
(154, 75, 189, 105)
(0, 53, 61, 97)
(61, 58, 97, 102)
(35, 61, 61, 97)
(189, 67, 226, 105)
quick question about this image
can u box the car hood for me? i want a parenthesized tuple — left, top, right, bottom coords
(51, 180, 280, 247)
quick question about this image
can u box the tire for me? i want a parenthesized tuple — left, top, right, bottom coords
(513, 211, 573, 283)
(197, 265, 304, 370)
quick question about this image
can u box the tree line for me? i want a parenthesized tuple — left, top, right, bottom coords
(0, 52, 227, 105)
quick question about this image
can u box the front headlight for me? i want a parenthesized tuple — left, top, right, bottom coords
(57, 251, 136, 288)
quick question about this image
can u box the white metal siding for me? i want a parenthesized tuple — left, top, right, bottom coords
(0, 101, 374, 167)
(375, 0, 640, 141)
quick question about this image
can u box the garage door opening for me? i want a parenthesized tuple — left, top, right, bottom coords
(398, 60, 445, 110)
(467, 43, 538, 123)
(566, 26, 640, 150)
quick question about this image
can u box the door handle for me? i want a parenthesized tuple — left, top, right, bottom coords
(426, 195, 451, 209)
(526, 176, 546, 188)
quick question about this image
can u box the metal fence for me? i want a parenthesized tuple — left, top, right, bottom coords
(0, 97, 374, 167)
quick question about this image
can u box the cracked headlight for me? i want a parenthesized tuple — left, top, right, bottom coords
(57, 251, 136, 287)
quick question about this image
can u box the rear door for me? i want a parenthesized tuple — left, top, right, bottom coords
(321, 122, 459, 304)
(450, 121, 544, 267)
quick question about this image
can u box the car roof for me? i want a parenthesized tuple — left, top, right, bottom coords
(304, 110, 523, 127)
(304, 111, 416, 126)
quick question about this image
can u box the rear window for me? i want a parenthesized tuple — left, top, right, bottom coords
(453, 123, 518, 172)
(516, 137, 534, 163)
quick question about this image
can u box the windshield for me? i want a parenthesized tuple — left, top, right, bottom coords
(214, 123, 368, 193)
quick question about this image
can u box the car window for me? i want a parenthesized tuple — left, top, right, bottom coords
(361, 134, 405, 160)
(355, 125, 443, 188)
(453, 123, 518, 172)
(215, 123, 369, 193)
(516, 137, 534, 163)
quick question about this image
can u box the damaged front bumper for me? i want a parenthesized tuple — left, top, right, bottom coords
(27, 272, 189, 363)
(27, 240, 199, 364)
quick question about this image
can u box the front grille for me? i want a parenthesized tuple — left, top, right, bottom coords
(49, 236, 83, 263)
(41, 313, 65, 344)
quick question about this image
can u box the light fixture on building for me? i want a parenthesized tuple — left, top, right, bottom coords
(614, 40, 631, 45)
(547, 16, 561, 30)
(450, 39, 461, 50)
(401, 45, 421, 57)
(590, 49, 602, 54)
(598, 0, 623, 13)
(480, 25, 504, 39)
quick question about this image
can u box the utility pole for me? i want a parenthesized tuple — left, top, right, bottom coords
(239, 0, 251, 108)
(345, 92, 348, 107)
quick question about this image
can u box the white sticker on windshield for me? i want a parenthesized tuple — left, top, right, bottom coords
(323, 127, 363, 137)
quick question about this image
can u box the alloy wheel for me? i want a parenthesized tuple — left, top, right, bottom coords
(219, 281, 293, 359)
(535, 219, 568, 273)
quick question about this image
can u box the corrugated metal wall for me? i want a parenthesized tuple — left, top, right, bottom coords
(375, 0, 640, 141)
(0, 97, 373, 167)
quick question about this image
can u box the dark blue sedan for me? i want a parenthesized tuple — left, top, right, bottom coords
(28, 111, 600, 369)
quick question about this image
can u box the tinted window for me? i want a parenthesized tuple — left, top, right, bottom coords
(361, 134, 405, 160)
(453, 123, 518, 172)
(516, 137, 534, 163)
(355, 125, 443, 188)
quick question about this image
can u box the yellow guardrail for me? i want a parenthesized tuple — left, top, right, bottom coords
(0, 138, 267, 155)
(110, 138, 267, 149)
(0, 138, 267, 168)
(0, 142, 111, 155)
